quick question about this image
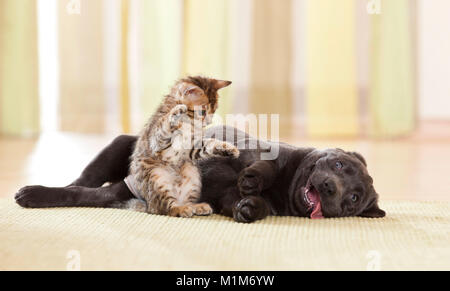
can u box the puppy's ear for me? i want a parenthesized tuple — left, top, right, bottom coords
(349, 151, 367, 167)
(359, 198, 386, 218)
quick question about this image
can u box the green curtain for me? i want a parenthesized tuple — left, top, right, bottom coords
(369, 0, 415, 137)
(0, 0, 39, 136)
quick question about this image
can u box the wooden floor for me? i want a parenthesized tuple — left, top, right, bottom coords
(0, 131, 449, 201)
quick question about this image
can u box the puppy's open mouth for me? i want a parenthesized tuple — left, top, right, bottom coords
(302, 181, 324, 219)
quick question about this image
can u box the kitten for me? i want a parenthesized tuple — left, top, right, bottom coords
(123, 76, 239, 217)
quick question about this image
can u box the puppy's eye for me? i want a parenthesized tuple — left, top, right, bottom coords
(335, 161, 343, 170)
(350, 194, 359, 203)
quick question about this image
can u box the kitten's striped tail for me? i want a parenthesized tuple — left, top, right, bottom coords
(109, 199, 147, 213)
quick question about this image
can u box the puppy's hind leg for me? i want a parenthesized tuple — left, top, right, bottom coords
(15, 181, 134, 209)
(70, 135, 138, 187)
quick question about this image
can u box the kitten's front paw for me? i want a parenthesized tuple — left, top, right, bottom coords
(193, 203, 213, 216)
(213, 142, 240, 159)
(169, 104, 188, 129)
(169, 204, 195, 218)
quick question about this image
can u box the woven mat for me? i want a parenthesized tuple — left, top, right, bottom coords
(0, 199, 449, 271)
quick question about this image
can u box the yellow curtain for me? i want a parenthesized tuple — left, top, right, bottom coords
(305, 0, 358, 137)
(120, 0, 130, 133)
(369, 0, 415, 137)
(249, 0, 292, 137)
(0, 0, 415, 138)
(58, 0, 105, 133)
(0, 0, 39, 136)
(139, 0, 183, 123)
(183, 0, 232, 117)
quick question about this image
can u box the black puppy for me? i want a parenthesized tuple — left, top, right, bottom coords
(15, 126, 385, 223)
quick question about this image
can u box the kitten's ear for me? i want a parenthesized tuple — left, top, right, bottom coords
(179, 83, 203, 97)
(213, 79, 232, 91)
(178, 82, 207, 106)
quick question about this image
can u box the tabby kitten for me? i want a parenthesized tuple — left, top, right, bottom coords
(124, 76, 239, 217)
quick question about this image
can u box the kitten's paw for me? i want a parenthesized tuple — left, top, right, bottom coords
(193, 203, 213, 216)
(233, 196, 269, 223)
(169, 204, 195, 218)
(213, 142, 240, 159)
(238, 168, 264, 197)
(169, 104, 188, 129)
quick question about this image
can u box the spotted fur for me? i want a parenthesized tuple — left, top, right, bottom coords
(127, 77, 237, 217)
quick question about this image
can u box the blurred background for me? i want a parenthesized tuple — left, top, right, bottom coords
(0, 0, 449, 200)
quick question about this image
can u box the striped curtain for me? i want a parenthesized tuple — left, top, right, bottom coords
(108, 0, 418, 137)
(250, 0, 292, 137)
(306, 0, 358, 137)
(183, 0, 232, 117)
(137, 0, 183, 132)
(0, 0, 39, 136)
(369, 0, 415, 137)
(58, 0, 105, 133)
(0, 0, 416, 138)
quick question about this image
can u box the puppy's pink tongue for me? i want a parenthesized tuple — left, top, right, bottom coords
(310, 201, 323, 219)
(307, 191, 324, 219)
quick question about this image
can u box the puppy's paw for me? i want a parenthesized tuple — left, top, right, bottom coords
(238, 168, 263, 197)
(193, 203, 213, 216)
(213, 142, 240, 159)
(15, 185, 49, 208)
(233, 196, 269, 223)
(169, 104, 188, 129)
(169, 204, 195, 218)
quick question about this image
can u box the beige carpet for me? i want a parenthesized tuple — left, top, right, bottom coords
(0, 199, 449, 271)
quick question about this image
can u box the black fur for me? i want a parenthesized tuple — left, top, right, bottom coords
(15, 126, 385, 223)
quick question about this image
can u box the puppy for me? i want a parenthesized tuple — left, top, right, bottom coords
(200, 126, 385, 222)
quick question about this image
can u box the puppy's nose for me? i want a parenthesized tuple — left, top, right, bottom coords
(319, 179, 336, 196)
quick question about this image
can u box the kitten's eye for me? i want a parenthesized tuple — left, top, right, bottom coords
(350, 194, 359, 203)
(195, 109, 207, 117)
(335, 161, 343, 170)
